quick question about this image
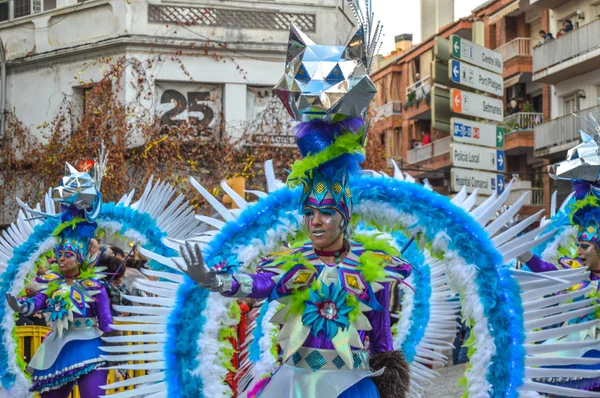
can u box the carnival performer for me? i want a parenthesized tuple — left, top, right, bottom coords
(517, 125, 600, 392)
(4, 163, 112, 398)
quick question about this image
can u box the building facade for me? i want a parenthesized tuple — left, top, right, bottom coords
(370, 0, 583, 216)
(0, 0, 356, 224)
(0, 0, 356, 142)
(531, 0, 600, 204)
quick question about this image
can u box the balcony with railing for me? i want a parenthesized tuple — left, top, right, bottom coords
(504, 180, 544, 207)
(433, 136, 450, 157)
(377, 101, 402, 118)
(533, 107, 594, 157)
(406, 143, 432, 164)
(502, 112, 542, 152)
(496, 38, 533, 78)
(503, 112, 543, 132)
(533, 18, 600, 84)
(404, 76, 432, 120)
(406, 136, 450, 166)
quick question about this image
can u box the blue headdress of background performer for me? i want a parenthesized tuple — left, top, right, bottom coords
(274, 22, 381, 218)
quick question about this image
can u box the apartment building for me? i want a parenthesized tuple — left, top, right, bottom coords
(371, 0, 564, 215)
(531, 0, 600, 204)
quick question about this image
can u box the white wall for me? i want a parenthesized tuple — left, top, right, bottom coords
(551, 68, 600, 119)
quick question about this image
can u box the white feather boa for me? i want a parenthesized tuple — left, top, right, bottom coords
(437, 242, 494, 397)
(540, 226, 577, 264)
(233, 212, 302, 271)
(355, 201, 496, 397)
(393, 274, 415, 349)
(251, 300, 281, 379)
(192, 293, 237, 397)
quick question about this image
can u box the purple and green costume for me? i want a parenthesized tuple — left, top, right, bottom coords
(223, 239, 411, 398)
(22, 272, 113, 397)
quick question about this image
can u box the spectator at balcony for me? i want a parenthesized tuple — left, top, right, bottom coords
(565, 19, 574, 32)
(508, 99, 520, 115)
(535, 30, 553, 47)
(557, 27, 566, 38)
(422, 132, 431, 145)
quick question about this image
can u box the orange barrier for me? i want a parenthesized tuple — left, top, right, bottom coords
(16, 325, 147, 397)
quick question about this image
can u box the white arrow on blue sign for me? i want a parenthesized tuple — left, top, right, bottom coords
(449, 59, 503, 97)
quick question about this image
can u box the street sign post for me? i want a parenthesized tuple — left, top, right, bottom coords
(449, 59, 503, 97)
(450, 142, 505, 172)
(451, 168, 505, 195)
(450, 89, 504, 122)
(451, 118, 504, 148)
(450, 35, 503, 74)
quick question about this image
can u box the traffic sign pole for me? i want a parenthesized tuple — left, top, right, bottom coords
(449, 59, 504, 97)
(450, 89, 504, 122)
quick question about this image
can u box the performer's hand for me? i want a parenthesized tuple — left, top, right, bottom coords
(177, 242, 226, 292)
(5, 293, 29, 314)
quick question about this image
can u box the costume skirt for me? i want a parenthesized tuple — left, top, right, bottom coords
(30, 337, 105, 393)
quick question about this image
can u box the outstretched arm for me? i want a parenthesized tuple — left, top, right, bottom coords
(177, 242, 276, 299)
(6, 292, 48, 316)
(518, 252, 558, 273)
(221, 270, 277, 299)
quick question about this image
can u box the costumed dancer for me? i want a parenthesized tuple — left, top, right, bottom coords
(179, 166, 412, 398)
(517, 115, 600, 392)
(177, 14, 412, 397)
(90, 5, 592, 398)
(4, 162, 112, 398)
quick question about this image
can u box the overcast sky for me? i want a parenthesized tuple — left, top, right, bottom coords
(372, 0, 488, 54)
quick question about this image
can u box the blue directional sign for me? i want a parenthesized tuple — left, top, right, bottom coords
(451, 60, 461, 84)
(496, 150, 505, 172)
(497, 174, 505, 194)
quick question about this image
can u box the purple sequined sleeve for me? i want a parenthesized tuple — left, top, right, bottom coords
(26, 292, 49, 314)
(95, 285, 114, 333)
(366, 282, 393, 353)
(526, 255, 558, 273)
(224, 271, 277, 299)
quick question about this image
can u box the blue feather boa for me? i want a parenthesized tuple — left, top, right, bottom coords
(351, 176, 525, 397)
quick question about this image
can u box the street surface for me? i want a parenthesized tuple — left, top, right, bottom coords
(422, 365, 465, 397)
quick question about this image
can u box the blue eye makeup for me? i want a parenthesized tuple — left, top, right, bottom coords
(59, 251, 76, 258)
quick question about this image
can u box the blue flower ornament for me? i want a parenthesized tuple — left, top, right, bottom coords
(302, 283, 352, 339)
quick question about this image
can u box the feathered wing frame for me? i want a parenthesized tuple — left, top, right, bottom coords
(96, 161, 595, 398)
(2, 164, 599, 398)
(0, 178, 205, 398)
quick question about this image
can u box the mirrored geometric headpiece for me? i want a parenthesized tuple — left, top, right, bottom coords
(52, 162, 99, 211)
(548, 104, 600, 186)
(52, 144, 108, 222)
(274, 24, 377, 122)
(301, 167, 352, 222)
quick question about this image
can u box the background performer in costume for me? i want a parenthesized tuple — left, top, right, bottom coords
(5, 163, 112, 398)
